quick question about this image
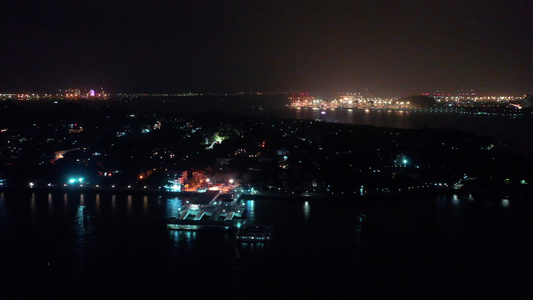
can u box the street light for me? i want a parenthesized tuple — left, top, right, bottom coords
(229, 179, 234, 185)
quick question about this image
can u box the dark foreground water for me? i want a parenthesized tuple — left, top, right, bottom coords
(1, 191, 532, 299)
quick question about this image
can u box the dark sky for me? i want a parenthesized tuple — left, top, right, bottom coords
(2, 0, 532, 94)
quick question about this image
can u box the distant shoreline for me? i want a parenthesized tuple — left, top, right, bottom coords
(290, 106, 533, 116)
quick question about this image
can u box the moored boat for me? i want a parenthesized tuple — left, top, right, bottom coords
(236, 225, 274, 242)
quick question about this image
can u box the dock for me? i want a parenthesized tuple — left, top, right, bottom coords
(166, 190, 246, 231)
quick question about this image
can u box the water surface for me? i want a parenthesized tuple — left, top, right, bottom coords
(1, 191, 531, 299)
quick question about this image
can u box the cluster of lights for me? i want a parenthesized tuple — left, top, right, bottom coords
(68, 177, 84, 184)
(291, 95, 396, 109)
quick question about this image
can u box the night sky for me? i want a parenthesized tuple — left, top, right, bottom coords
(2, 0, 532, 94)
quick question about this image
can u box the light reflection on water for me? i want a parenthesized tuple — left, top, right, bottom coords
(166, 197, 182, 218)
(170, 230, 180, 247)
(143, 195, 148, 214)
(31, 193, 36, 215)
(452, 194, 459, 205)
(63, 193, 68, 214)
(246, 200, 255, 223)
(450, 194, 465, 223)
(111, 195, 116, 213)
(73, 201, 92, 283)
(95, 194, 100, 212)
(127, 195, 133, 214)
(169, 230, 197, 246)
(239, 242, 266, 250)
(303, 201, 310, 221)
(47, 193, 53, 217)
(76, 205, 87, 236)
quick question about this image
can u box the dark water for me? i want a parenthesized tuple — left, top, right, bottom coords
(1, 191, 532, 299)
(286, 108, 533, 153)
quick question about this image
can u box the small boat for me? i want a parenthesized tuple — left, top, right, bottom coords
(236, 225, 274, 242)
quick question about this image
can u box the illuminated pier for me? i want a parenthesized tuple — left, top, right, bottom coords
(166, 190, 246, 231)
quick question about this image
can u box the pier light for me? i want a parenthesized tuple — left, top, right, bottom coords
(29, 182, 34, 188)
(229, 179, 234, 184)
